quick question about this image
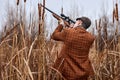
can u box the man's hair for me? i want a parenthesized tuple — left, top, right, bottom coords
(76, 17, 91, 29)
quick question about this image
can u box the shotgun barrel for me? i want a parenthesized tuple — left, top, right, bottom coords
(39, 3, 75, 24)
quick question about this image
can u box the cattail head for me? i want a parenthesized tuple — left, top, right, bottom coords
(61, 7, 63, 14)
(115, 3, 119, 21)
(24, 0, 26, 3)
(98, 19, 101, 29)
(113, 8, 115, 23)
(38, 3, 41, 19)
(95, 20, 97, 30)
(17, 0, 19, 5)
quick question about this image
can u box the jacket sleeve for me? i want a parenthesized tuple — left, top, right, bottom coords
(51, 24, 67, 41)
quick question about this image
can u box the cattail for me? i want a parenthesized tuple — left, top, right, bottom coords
(17, 0, 19, 5)
(38, 3, 41, 20)
(42, 0, 45, 20)
(113, 8, 115, 23)
(98, 18, 101, 30)
(24, 0, 26, 3)
(4, 25, 7, 33)
(95, 20, 97, 30)
(115, 3, 119, 21)
(61, 7, 63, 14)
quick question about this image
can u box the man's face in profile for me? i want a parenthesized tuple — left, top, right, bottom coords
(73, 20, 82, 28)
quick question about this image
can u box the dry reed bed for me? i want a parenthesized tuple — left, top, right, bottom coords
(0, 25, 120, 80)
(0, 0, 120, 80)
(89, 48, 120, 80)
(0, 25, 62, 80)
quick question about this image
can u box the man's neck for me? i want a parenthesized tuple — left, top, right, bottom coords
(75, 25, 86, 30)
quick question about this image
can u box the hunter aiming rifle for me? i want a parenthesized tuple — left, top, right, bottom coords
(39, 3, 75, 26)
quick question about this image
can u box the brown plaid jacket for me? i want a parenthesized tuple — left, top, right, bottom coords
(51, 24, 95, 80)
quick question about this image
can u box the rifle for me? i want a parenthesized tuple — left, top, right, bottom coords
(39, 3, 75, 26)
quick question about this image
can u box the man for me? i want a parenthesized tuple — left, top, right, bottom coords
(51, 16, 95, 80)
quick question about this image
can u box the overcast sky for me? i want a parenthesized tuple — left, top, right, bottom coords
(0, 0, 119, 30)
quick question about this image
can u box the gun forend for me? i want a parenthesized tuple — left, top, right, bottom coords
(52, 13, 61, 20)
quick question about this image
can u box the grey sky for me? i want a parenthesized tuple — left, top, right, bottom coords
(0, 0, 119, 30)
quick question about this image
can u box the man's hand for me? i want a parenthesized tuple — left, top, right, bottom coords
(52, 13, 70, 27)
(58, 19, 70, 27)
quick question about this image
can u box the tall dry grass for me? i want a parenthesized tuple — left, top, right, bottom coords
(90, 2, 120, 80)
(0, 0, 63, 80)
(0, 0, 120, 80)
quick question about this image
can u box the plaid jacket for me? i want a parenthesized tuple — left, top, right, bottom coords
(51, 24, 95, 80)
